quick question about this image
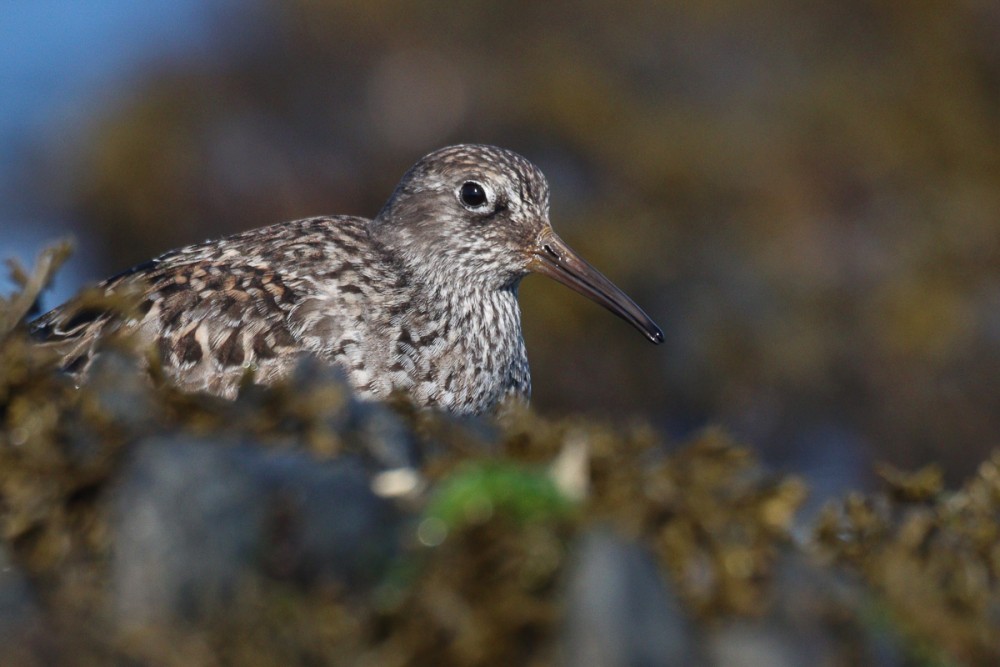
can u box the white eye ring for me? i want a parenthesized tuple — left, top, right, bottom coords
(458, 181, 493, 210)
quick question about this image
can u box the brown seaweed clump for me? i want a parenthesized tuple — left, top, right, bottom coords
(816, 459, 1000, 664)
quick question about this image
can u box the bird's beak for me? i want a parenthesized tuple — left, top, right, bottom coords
(528, 229, 664, 344)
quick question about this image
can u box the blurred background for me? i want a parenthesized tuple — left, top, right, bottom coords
(3, 1, 1000, 496)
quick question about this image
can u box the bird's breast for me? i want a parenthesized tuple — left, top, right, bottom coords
(378, 286, 530, 415)
(294, 264, 530, 415)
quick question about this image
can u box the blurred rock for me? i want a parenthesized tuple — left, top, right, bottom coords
(706, 622, 804, 667)
(0, 545, 48, 665)
(346, 399, 421, 472)
(84, 346, 157, 428)
(562, 529, 702, 667)
(110, 437, 402, 629)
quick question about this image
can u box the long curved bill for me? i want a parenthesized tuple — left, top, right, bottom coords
(528, 229, 664, 344)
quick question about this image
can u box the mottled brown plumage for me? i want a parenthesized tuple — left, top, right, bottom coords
(31, 145, 663, 415)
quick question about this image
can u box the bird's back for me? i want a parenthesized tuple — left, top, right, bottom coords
(30, 216, 378, 398)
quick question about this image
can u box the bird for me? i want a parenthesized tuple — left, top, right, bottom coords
(30, 144, 664, 415)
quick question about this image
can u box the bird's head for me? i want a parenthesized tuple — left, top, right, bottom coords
(373, 144, 663, 344)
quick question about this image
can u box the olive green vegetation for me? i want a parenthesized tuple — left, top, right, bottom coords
(2, 250, 999, 665)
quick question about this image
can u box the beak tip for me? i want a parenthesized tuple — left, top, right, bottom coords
(647, 326, 665, 345)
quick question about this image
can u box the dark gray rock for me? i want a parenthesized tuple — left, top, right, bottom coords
(0, 545, 33, 628)
(110, 438, 402, 628)
(706, 622, 804, 667)
(562, 529, 702, 667)
(345, 399, 421, 472)
(0, 545, 48, 665)
(85, 347, 158, 428)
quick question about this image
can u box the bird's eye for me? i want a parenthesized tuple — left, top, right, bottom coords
(459, 181, 489, 209)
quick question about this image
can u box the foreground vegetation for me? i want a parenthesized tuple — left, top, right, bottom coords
(1, 250, 998, 666)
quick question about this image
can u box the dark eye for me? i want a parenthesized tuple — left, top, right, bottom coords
(459, 181, 488, 209)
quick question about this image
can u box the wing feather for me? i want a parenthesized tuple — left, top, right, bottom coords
(29, 216, 368, 397)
